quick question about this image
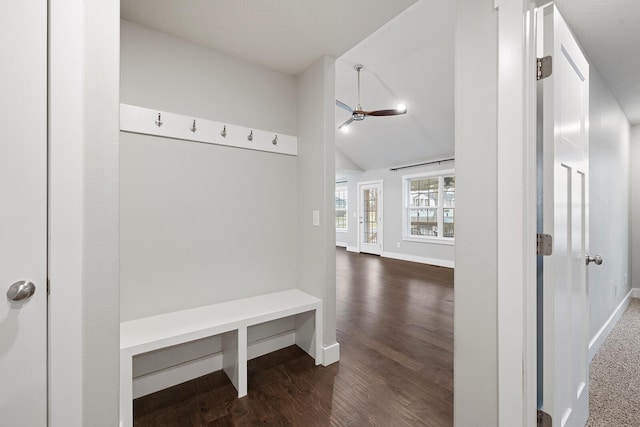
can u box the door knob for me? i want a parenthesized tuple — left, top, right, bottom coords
(6, 280, 36, 302)
(586, 254, 603, 266)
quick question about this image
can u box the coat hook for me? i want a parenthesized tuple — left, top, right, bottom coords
(155, 113, 163, 127)
(272, 134, 278, 146)
(190, 119, 197, 133)
(247, 130, 253, 142)
(221, 125, 227, 138)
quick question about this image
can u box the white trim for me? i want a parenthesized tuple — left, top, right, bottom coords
(382, 251, 454, 269)
(496, 1, 538, 426)
(357, 180, 384, 255)
(401, 171, 456, 241)
(401, 168, 456, 180)
(335, 241, 348, 248)
(632, 288, 640, 299)
(402, 236, 455, 246)
(588, 290, 633, 363)
(346, 246, 359, 253)
(132, 331, 296, 398)
(322, 343, 340, 366)
(120, 104, 297, 156)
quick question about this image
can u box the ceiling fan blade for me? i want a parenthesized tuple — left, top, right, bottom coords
(336, 99, 353, 113)
(363, 108, 407, 117)
(337, 117, 354, 130)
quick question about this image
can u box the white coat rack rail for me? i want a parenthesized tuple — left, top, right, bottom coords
(120, 104, 297, 156)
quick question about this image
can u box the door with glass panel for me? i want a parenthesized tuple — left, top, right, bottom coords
(358, 181, 383, 255)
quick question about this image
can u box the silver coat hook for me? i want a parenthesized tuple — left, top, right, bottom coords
(272, 134, 278, 145)
(247, 130, 253, 142)
(155, 113, 163, 127)
(221, 125, 227, 138)
(190, 119, 197, 133)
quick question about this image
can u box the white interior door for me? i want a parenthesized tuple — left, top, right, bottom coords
(358, 181, 383, 255)
(540, 5, 591, 427)
(0, 1, 48, 425)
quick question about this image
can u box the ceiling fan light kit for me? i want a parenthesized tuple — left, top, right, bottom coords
(336, 64, 407, 130)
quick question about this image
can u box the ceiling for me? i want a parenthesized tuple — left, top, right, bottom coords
(557, 0, 640, 125)
(121, 0, 640, 171)
(334, 0, 454, 171)
(121, 0, 416, 76)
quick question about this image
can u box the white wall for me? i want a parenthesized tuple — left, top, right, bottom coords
(120, 21, 302, 394)
(588, 67, 631, 343)
(631, 125, 640, 289)
(297, 56, 339, 361)
(454, 1, 499, 425)
(49, 1, 120, 425)
(336, 162, 455, 267)
(120, 20, 298, 319)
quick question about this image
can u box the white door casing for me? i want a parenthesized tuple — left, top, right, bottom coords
(358, 181, 383, 255)
(540, 5, 590, 427)
(0, 1, 48, 425)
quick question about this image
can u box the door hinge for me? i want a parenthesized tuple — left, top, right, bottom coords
(537, 409, 552, 427)
(537, 56, 552, 80)
(537, 233, 553, 256)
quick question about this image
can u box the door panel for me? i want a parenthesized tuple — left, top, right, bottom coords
(0, 1, 48, 425)
(540, 5, 590, 427)
(359, 182, 383, 255)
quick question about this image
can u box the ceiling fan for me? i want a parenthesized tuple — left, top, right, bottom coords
(336, 64, 407, 130)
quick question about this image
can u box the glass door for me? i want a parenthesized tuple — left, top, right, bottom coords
(359, 181, 383, 255)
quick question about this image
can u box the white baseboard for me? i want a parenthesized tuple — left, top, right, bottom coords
(588, 289, 632, 363)
(346, 246, 359, 253)
(322, 342, 340, 366)
(336, 241, 348, 248)
(133, 331, 296, 398)
(381, 251, 454, 268)
(632, 288, 640, 298)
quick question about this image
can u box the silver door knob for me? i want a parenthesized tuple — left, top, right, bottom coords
(6, 280, 36, 302)
(586, 254, 603, 266)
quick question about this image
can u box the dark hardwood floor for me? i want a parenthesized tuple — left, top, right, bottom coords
(134, 249, 454, 426)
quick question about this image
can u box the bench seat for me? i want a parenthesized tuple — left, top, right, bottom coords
(119, 289, 323, 427)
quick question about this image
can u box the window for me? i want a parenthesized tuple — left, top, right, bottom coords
(335, 186, 348, 231)
(403, 171, 455, 241)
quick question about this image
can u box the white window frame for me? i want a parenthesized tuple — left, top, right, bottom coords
(402, 169, 455, 245)
(335, 185, 348, 232)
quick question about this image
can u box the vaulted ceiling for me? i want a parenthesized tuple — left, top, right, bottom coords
(121, 0, 416, 76)
(334, 0, 454, 171)
(122, 0, 640, 172)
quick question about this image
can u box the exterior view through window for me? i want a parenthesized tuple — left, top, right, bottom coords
(404, 173, 455, 240)
(335, 186, 348, 231)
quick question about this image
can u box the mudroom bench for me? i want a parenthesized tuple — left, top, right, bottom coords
(119, 289, 323, 427)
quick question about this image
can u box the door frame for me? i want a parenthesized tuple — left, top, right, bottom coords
(495, 0, 539, 426)
(357, 180, 384, 255)
(48, 1, 120, 425)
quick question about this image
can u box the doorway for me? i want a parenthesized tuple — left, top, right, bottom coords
(357, 181, 383, 255)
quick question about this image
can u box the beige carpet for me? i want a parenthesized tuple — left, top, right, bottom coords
(586, 298, 640, 427)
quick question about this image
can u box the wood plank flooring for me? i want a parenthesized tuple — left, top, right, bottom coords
(133, 249, 454, 426)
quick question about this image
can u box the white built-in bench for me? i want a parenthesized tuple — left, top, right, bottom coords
(119, 289, 323, 427)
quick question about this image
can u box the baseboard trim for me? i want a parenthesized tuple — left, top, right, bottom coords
(346, 246, 359, 253)
(322, 342, 340, 366)
(588, 289, 632, 363)
(631, 288, 640, 299)
(133, 331, 296, 399)
(381, 251, 454, 268)
(336, 241, 348, 248)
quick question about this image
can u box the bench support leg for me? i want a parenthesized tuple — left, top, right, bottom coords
(119, 351, 133, 427)
(222, 327, 247, 397)
(294, 307, 323, 365)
